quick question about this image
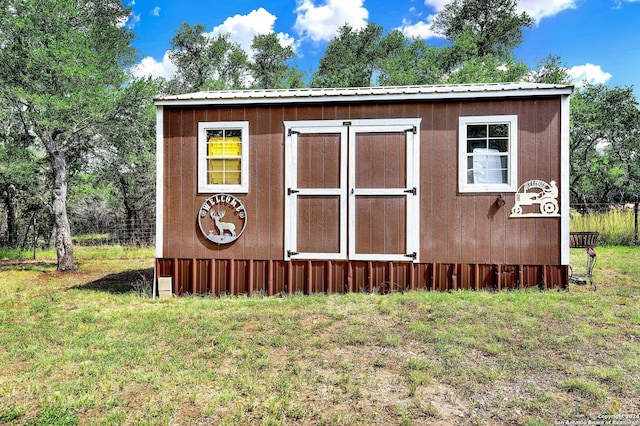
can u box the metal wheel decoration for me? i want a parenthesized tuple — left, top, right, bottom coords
(540, 200, 559, 215)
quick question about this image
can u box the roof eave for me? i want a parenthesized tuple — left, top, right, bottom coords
(154, 84, 574, 107)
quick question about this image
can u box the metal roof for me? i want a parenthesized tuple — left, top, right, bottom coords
(154, 82, 574, 106)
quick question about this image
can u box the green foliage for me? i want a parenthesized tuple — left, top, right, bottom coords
(444, 54, 529, 84)
(25, 405, 79, 426)
(0, 0, 138, 269)
(432, 0, 533, 61)
(530, 54, 572, 84)
(0, 122, 48, 248)
(166, 23, 250, 93)
(376, 31, 445, 86)
(570, 84, 640, 203)
(0, 0, 135, 133)
(81, 77, 160, 233)
(313, 0, 542, 87)
(250, 33, 304, 89)
(311, 23, 384, 87)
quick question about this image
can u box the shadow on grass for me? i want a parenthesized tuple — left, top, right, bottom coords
(71, 268, 154, 294)
(0, 259, 57, 272)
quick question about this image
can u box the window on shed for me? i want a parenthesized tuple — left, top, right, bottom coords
(198, 121, 249, 193)
(458, 115, 518, 193)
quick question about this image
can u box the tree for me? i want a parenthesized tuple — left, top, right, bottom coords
(529, 55, 572, 85)
(312, 23, 383, 88)
(570, 84, 640, 203)
(250, 33, 304, 89)
(98, 78, 160, 241)
(444, 54, 529, 84)
(432, 0, 533, 63)
(167, 23, 250, 93)
(0, 126, 44, 248)
(0, 0, 136, 270)
(376, 30, 444, 86)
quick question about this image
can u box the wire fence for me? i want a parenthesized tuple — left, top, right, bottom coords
(3, 203, 639, 249)
(570, 202, 639, 246)
(71, 219, 155, 246)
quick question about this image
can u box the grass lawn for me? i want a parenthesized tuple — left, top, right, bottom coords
(0, 246, 638, 425)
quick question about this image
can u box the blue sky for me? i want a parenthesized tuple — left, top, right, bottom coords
(127, 0, 640, 92)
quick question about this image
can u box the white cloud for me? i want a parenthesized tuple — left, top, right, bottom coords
(207, 8, 293, 54)
(568, 63, 612, 86)
(517, 0, 577, 23)
(118, 12, 140, 29)
(615, 0, 640, 8)
(422, 0, 451, 11)
(294, 0, 369, 42)
(130, 51, 176, 80)
(425, 0, 578, 23)
(152, 6, 160, 17)
(130, 8, 298, 81)
(399, 16, 442, 39)
(402, 0, 576, 40)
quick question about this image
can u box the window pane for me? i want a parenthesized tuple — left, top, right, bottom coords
(467, 125, 487, 139)
(225, 129, 242, 139)
(224, 171, 241, 185)
(489, 138, 508, 152)
(467, 140, 487, 153)
(489, 124, 508, 137)
(207, 134, 242, 157)
(208, 170, 224, 185)
(222, 139, 242, 156)
(207, 158, 242, 184)
(224, 158, 241, 172)
(471, 149, 503, 184)
(207, 129, 223, 139)
(207, 139, 223, 156)
(467, 156, 475, 184)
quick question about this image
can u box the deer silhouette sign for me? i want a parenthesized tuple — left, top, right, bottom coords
(210, 210, 236, 236)
(197, 194, 247, 245)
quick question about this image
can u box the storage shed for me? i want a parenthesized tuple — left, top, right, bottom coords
(154, 83, 573, 296)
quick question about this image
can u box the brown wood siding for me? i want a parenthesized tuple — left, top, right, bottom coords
(156, 258, 568, 296)
(161, 96, 565, 284)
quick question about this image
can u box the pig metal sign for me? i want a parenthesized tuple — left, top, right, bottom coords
(198, 194, 247, 244)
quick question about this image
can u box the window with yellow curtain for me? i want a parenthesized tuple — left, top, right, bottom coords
(206, 129, 242, 185)
(198, 122, 249, 193)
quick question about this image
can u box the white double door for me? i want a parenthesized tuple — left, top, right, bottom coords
(284, 119, 421, 262)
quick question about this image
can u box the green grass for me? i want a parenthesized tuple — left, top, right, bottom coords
(570, 208, 638, 245)
(0, 246, 639, 424)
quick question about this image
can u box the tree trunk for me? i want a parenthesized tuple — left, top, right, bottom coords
(41, 131, 75, 271)
(2, 186, 18, 248)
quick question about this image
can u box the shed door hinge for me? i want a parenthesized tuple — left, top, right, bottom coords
(287, 250, 299, 257)
(411, 125, 417, 134)
(288, 188, 299, 195)
(288, 129, 300, 136)
(404, 252, 417, 260)
(404, 187, 417, 195)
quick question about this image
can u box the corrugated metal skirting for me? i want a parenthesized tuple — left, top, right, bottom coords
(155, 258, 569, 296)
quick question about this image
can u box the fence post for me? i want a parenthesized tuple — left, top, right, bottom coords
(635, 202, 639, 246)
(32, 216, 37, 260)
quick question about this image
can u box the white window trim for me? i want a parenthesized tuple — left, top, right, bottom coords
(198, 121, 249, 193)
(458, 115, 518, 193)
